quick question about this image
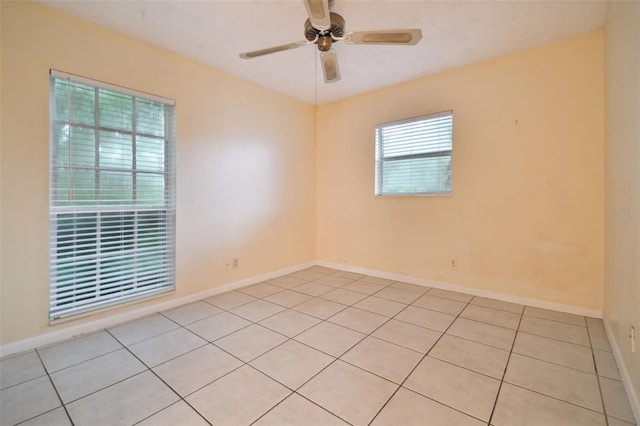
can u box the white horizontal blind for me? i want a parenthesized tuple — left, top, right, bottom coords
(49, 71, 176, 320)
(375, 111, 453, 195)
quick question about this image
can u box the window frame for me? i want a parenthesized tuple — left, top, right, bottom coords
(374, 110, 453, 196)
(48, 70, 176, 321)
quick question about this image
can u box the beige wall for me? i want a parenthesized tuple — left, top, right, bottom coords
(604, 0, 640, 411)
(316, 32, 605, 311)
(0, 1, 316, 345)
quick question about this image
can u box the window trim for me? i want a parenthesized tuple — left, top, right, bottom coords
(374, 110, 453, 197)
(48, 70, 176, 321)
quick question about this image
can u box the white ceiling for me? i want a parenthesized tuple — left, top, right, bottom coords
(40, 0, 608, 105)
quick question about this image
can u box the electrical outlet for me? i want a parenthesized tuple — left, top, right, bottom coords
(451, 260, 456, 269)
(232, 258, 239, 269)
(631, 326, 636, 353)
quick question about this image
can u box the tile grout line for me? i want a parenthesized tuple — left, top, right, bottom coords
(32, 348, 75, 426)
(103, 328, 214, 426)
(367, 293, 486, 425)
(586, 319, 611, 426)
(486, 307, 526, 425)
(247, 277, 417, 425)
(247, 279, 401, 425)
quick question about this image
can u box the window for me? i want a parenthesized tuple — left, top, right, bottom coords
(375, 111, 453, 195)
(49, 70, 176, 320)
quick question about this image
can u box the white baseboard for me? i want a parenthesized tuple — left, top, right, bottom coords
(0, 261, 315, 358)
(316, 260, 603, 318)
(603, 320, 640, 424)
(1, 259, 604, 358)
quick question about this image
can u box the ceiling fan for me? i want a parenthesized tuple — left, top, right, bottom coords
(239, 0, 422, 83)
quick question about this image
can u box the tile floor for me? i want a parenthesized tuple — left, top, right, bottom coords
(1, 266, 637, 426)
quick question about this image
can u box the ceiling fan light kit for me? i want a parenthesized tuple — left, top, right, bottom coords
(239, 0, 422, 84)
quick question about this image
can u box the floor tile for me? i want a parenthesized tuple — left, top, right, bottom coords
(204, 290, 257, 310)
(0, 351, 46, 390)
(374, 286, 422, 304)
(504, 353, 602, 411)
(599, 376, 636, 423)
(295, 321, 366, 357)
(161, 301, 222, 325)
(291, 270, 328, 281)
(299, 360, 397, 426)
(137, 401, 209, 426)
(412, 294, 467, 315)
(108, 314, 179, 346)
(267, 275, 308, 289)
(447, 317, 515, 351)
(293, 298, 348, 319)
(607, 416, 637, 426)
(308, 266, 338, 274)
(253, 393, 349, 426)
(524, 306, 586, 326)
(427, 288, 473, 302)
(390, 281, 429, 293)
(358, 276, 395, 286)
(328, 307, 389, 334)
(320, 288, 368, 305)
(519, 315, 590, 346)
(343, 281, 386, 295)
(238, 282, 284, 298)
(513, 332, 595, 373)
(128, 327, 207, 367)
(38, 331, 123, 372)
(470, 296, 524, 314)
(230, 299, 286, 322)
(251, 340, 334, 389)
(50, 348, 146, 403)
(264, 290, 313, 308)
(291, 282, 334, 297)
(353, 296, 407, 317)
(405, 356, 500, 421)
(395, 305, 456, 332)
(341, 336, 422, 384)
(334, 271, 365, 280)
(586, 316, 606, 330)
(0, 376, 61, 425)
(372, 319, 441, 353)
(186, 365, 290, 426)
(186, 311, 251, 341)
(259, 309, 321, 337)
(492, 382, 606, 426)
(372, 387, 485, 426)
(6, 271, 638, 426)
(66, 371, 178, 426)
(153, 344, 243, 397)
(593, 349, 621, 380)
(314, 274, 354, 287)
(19, 407, 71, 426)
(215, 324, 287, 362)
(429, 334, 510, 379)
(588, 326, 612, 351)
(460, 304, 521, 329)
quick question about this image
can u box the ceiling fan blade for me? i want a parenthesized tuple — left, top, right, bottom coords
(345, 29, 422, 46)
(303, 0, 331, 31)
(320, 48, 340, 83)
(239, 41, 308, 59)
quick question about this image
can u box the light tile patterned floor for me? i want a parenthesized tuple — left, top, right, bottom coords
(1, 266, 637, 426)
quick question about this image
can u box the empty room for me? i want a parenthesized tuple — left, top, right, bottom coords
(1, 0, 638, 425)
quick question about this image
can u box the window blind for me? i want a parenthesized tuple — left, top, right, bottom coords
(49, 70, 176, 320)
(375, 111, 453, 195)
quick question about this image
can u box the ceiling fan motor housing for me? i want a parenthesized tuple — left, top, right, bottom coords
(305, 12, 345, 50)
